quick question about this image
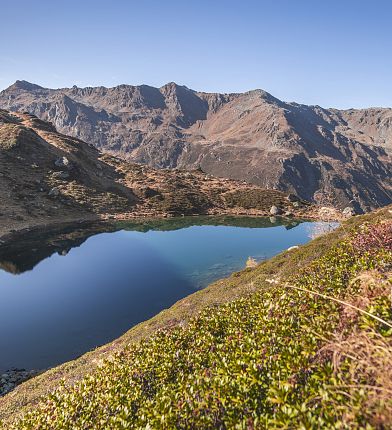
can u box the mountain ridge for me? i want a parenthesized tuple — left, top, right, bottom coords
(1, 81, 391, 211)
(6, 79, 391, 110)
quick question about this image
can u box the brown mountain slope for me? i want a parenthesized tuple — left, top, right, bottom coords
(0, 109, 312, 238)
(1, 81, 391, 211)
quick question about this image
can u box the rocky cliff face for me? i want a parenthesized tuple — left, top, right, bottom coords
(1, 80, 391, 211)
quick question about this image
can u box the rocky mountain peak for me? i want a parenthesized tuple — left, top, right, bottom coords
(160, 81, 190, 94)
(158, 82, 208, 126)
(244, 88, 280, 104)
(8, 80, 44, 92)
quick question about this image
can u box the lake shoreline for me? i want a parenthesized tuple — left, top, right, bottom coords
(0, 369, 41, 397)
(0, 205, 342, 246)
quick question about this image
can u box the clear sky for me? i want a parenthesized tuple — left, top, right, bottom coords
(0, 0, 391, 109)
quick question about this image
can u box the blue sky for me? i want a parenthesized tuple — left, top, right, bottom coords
(0, 0, 391, 108)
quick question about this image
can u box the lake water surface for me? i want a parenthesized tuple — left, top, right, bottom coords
(0, 217, 332, 371)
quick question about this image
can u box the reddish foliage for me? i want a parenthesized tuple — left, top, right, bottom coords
(351, 222, 392, 253)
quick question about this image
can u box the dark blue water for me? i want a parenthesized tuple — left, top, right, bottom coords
(0, 217, 330, 371)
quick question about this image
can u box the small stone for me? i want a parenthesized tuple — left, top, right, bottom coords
(292, 201, 301, 208)
(48, 188, 60, 197)
(52, 171, 70, 180)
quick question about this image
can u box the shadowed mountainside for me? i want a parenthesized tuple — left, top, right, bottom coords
(1, 80, 391, 211)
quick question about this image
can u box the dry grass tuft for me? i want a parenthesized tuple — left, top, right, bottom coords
(343, 270, 392, 322)
(324, 329, 392, 427)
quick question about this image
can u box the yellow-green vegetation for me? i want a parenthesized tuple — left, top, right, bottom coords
(0, 123, 21, 150)
(1, 209, 391, 429)
(223, 189, 298, 210)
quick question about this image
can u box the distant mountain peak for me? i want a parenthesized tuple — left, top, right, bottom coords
(8, 80, 44, 91)
(161, 81, 181, 89)
(244, 88, 281, 104)
(160, 82, 193, 93)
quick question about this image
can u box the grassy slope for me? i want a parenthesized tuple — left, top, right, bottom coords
(0, 207, 391, 428)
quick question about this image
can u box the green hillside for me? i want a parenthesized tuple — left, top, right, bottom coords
(1, 208, 391, 429)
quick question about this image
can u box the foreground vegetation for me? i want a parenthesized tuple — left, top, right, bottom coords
(1, 209, 391, 428)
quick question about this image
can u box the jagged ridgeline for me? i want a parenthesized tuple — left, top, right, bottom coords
(1, 81, 392, 211)
(1, 206, 391, 428)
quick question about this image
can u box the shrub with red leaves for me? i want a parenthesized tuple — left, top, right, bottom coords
(351, 222, 392, 253)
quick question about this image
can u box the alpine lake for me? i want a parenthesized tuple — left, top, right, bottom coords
(0, 216, 336, 372)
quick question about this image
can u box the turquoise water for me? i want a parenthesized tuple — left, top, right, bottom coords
(0, 217, 331, 371)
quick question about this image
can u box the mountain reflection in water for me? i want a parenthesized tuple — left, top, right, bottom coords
(0, 216, 328, 372)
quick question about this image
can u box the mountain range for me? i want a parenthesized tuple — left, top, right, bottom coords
(1, 80, 391, 211)
(0, 109, 311, 238)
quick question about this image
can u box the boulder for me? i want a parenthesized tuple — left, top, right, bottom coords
(287, 193, 299, 202)
(245, 257, 258, 268)
(54, 156, 71, 169)
(143, 187, 160, 198)
(270, 205, 282, 215)
(342, 206, 356, 217)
